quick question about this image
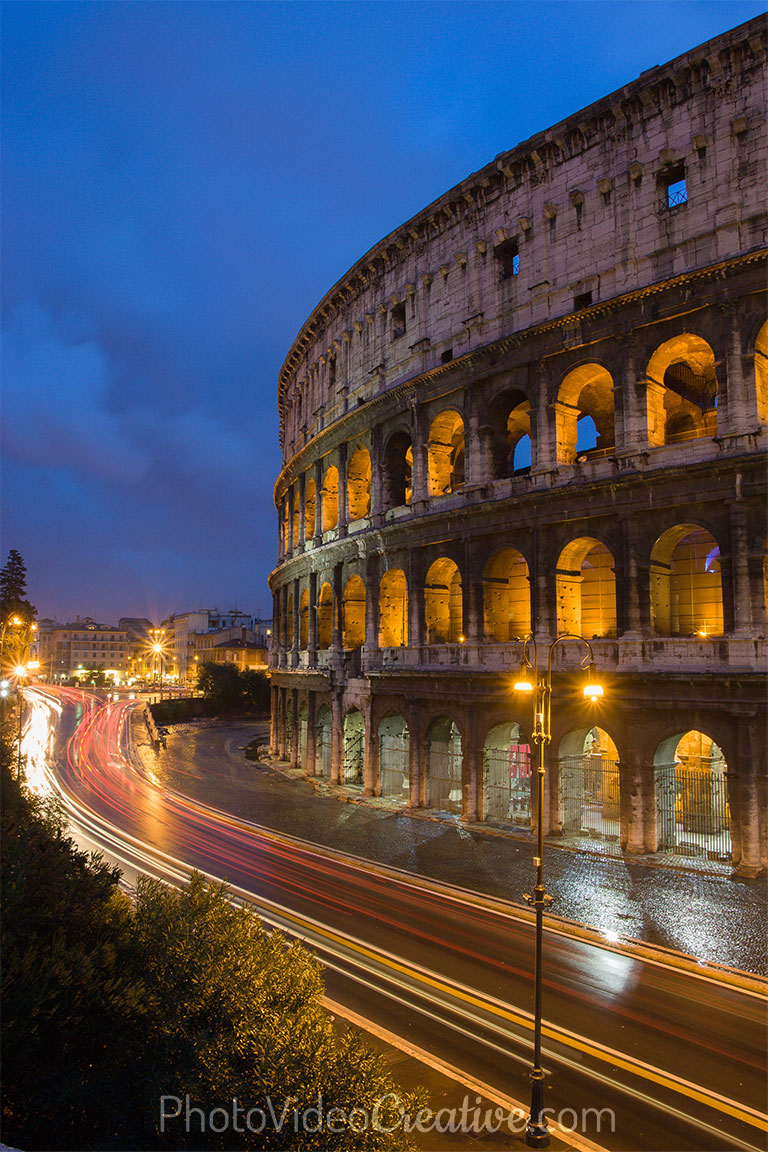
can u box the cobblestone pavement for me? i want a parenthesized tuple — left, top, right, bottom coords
(135, 715, 767, 977)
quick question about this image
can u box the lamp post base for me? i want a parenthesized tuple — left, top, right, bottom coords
(525, 1071, 550, 1148)
(525, 1122, 550, 1149)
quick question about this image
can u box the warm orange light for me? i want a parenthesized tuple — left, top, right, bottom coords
(583, 661, 604, 700)
(514, 676, 534, 692)
(13, 664, 27, 678)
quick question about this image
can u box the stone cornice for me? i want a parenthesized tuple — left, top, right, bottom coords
(274, 249, 766, 501)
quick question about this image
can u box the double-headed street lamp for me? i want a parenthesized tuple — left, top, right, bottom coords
(514, 633, 604, 1149)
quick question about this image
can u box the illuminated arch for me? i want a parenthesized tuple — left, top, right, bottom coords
(556, 538, 617, 637)
(347, 446, 372, 521)
(299, 588, 309, 649)
(342, 574, 366, 649)
(379, 568, 408, 647)
(483, 548, 531, 641)
(646, 334, 718, 446)
(317, 582, 333, 648)
(304, 476, 316, 539)
(424, 558, 463, 643)
(428, 410, 464, 496)
(322, 465, 339, 531)
(556, 364, 615, 464)
(383, 431, 413, 508)
(650, 525, 723, 636)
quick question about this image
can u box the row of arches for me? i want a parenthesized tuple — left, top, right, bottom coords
(279, 325, 768, 551)
(282, 697, 733, 863)
(278, 524, 729, 652)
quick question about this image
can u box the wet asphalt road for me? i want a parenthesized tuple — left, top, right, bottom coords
(140, 716, 767, 976)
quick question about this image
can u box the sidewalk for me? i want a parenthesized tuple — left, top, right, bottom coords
(130, 713, 767, 978)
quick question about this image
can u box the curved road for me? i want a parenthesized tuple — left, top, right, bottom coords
(23, 686, 768, 1152)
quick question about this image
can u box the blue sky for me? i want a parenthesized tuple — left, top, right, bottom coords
(2, 0, 763, 624)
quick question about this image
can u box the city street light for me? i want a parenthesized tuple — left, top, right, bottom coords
(514, 633, 604, 1148)
(13, 663, 28, 779)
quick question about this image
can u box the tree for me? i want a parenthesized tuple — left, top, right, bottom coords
(196, 660, 243, 710)
(0, 549, 36, 624)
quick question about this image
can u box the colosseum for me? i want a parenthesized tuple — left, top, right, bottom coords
(269, 16, 767, 878)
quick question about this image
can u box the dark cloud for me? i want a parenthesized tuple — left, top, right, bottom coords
(2, 0, 762, 623)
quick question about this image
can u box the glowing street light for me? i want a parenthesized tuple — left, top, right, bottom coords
(514, 633, 605, 1149)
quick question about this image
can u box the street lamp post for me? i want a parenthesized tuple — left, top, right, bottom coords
(13, 664, 28, 779)
(514, 633, 604, 1149)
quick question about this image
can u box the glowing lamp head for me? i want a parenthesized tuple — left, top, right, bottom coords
(583, 661, 604, 700)
(152, 643, 163, 654)
(514, 656, 535, 693)
(13, 664, 27, 678)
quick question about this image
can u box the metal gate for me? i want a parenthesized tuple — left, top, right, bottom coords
(559, 755, 620, 842)
(343, 731, 365, 785)
(657, 761, 731, 860)
(379, 734, 409, 799)
(426, 741, 462, 813)
(485, 744, 531, 825)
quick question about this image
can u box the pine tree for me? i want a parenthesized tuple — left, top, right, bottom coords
(0, 550, 36, 624)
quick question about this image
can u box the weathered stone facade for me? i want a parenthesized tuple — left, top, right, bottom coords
(269, 17, 767, 876)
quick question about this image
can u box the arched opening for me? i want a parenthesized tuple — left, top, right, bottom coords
(650, 525, 723, 636)
(556, 538, 617, 638)
(347, 446, 372, 521)
(342, 574, 366, 649)
(558, 726, 620, 845)
(484, 722, 531, 825)
(298, 702, 308, 766)
(343, 708, 365, 785)
(299, 588, 309, 650)
(425, 717, 462, 813)
(383, 431, 413, 508)
(483, 548, 531, 641)
(322, 465, 339, 531)
(317, 582, 333, 648)
(304, 476, 316, 540)
(646, 335, 718, 446)
(556, 364, 615, 464)
(316, 705, 332, 778)
(292, 499, 300, 550)
(379, 568, 408, 647)
(378, 714, 410, 800)
(424, 558, 463, 643)
(654, 731, 731, 861)
(754, 320, 768, 425)
(487, 389, 531, 479)
(512, 435, 531, 472)
(282, 501, 291, 554)
(428, 410, 465, 495)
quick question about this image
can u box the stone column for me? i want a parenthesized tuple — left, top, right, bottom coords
(531, 362, 555, 472)
(531, 529, 552, 640)
(290, 687, 300, 767)
(330, 692, 343, 785)
(308, 570, 318, 666)
(729, 720, 765, 878)
(616, 334, 644, 452)
(408, 707, 422, 808)
(407, 555, 423, 651)
(729, 503, 753, 635)
(279, 585, 289, 665)
(269, 683, 279, 754)
(618, 754, 647, 855)
(720, 305, 747, 434)
(291, 577, 300, 667)
(464, 714, 481, 822)
(410, 401, 429, 507)
(297, 472, 306, 551)
(305, 691, 317, 776)
(369, 424, 383, 525)
(364, 551, 380, 659)
(332, 561, 344, 665)
(286, 485, 295, 557)
(313, 459, 324, 543)
(277, 687, 288, 760)
(337, 442, 349, 535)
(465, 390, 492, 487)
(620, 516, 642, 637)
(363, 699, 377, 796)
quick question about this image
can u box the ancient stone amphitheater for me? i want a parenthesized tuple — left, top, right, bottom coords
(270, 16, 767, 877)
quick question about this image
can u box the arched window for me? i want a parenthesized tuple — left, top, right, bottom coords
(483, 548, 531, 641)
(556, 364, 615, 464)
(558, 726, 621, 845)
(646, 335, 718, 447)
(304, 476, 316, 540)
(317, 582, 333, 648)
(556, 538, 617, 638)
(322, 465, 339, 531)
(342, 574, 366, 649)
(654, 730, 730, 861)
(650, 525, 723, 636)
(379, 568, 408, 647)
(378, 714, 410, 799)
(347, 446, 372, 521)
(383, 431, 413, 508)
(424, 558, 463, 643)
(487, 389, 531, 479)
(428, 410, 465, 495)
(425, 717, 462, 813)
(754, 320, 768, 425)
(292, 496, 300, 550)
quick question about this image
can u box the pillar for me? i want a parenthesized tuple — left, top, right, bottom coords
(330, 692, 343, 785)
(308, 571, 318, 666)
(313, 458, 324, 543)
(290, 687, 300, 767)
(729, 504, 753, 635)
(305, 692, 317, 776)
(297, 471, 306, 551)
(337, 442, 349, 535)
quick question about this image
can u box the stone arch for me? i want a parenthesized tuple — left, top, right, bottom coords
(650, 524, 723, 636)
(316, 704, 333, 778)
(425, 716, 463, 813)
(378, 713, 410, 800)
(483, 547, 531, 641)
(379, 568, 408, 647)
(755, 319, 768, 425)
(483, 721, 531, 825)
(347, 445, 372, 521)
(428, 410, 465, 495)
(304, 476, 316, 539)
(556, 364, 615, 464)
(317, 581, 333, 649)
(424, 557, 463, 643)
(653, 729, 731, 861)
(299, 588, 309, 649)
(342, 574, 366, 649)
(558, 725, 621, 845)
(383, 430, 413, 508)
(487, 388, 531, 479)
(292, 494, 300, 551)
(646, 334, 718, 446)
(342, 707, 365, 785)
(556, 537, 617, 638)
(322, 465, 339, 531)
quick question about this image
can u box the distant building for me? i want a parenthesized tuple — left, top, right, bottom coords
(161, 609, 270, 681)
(192, 630, 268, 673)
(47, 618, 130, 682)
